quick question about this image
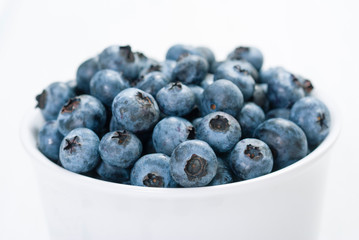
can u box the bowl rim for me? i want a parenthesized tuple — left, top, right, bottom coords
(20, 91, 341, 197)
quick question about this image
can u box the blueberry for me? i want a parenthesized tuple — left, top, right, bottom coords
(290, 97, 330, 149)
(214, 61, 255, 100)
(59, 128, 100, 173)
(196, 112, 241, 153)
(188, 84, 204, 107)
(35, 82, 75, 121)
(172, 55, 209, 85)
(201, 79, 244, 117)
(195, 46, 216, 70)
(266, 108, 290, 120)
(57, 95, 107, 136)
(99, 130, 142, 168)
(37, 121, 63, 162)
(200, 74, 214, 89)
(76, 57, 100, 94)
(267, 70, 305, 109)
(165, 44, 200, 61)
(259, 67, 286, 84)
(130, 153, 177, 188)
(253, 118, 308, 170)
(293, 74, 314, 95)
(238, 103, 265, 138)
(170, 140, 218, 187)
(156, 82, 195, 116)
(208, 157, 234, 186)
(112, 88, 160, 133)
(229, 138, 273, 180)
(98, 45, 144, 80)
(96, 161, 130, 183)
(90, 70, 127, 107)
(251, 84, 269, 112)
(227, 46, 264, 71)
(136, 71, 169, 97)
(152, 116, 195, 156)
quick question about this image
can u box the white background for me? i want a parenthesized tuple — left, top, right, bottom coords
(0, 0, 358, 239)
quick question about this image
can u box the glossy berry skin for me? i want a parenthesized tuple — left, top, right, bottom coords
(130, 153, 177, 188)
(36, 82, 75, 121)
(195, 46, 216, 70)
(172, 55, 209, 85)
(197, 112, 241, 153)
(201, 79, 244, 117)
(208, 157, 234, 186)
(76, 57, 100, 94)
(238, 103, 265, 138)
(188, 84, 204, 107)
(170, 140, 218, 187)
(136, 71, 169, 97)
(112, 88, 160, 133)
(290, 97, 331, 149)
(99, 130, 142, 168)
(90, 70, 127, 107)
(37, 121, 63, 162)
(59, 128, 100, 173)
(267, 70, 305, 109)
(229, 138, 273, 180)
(152, 117, 195, 156)
(266, 108, 290, 120)
(96, 161, 130, 183)
(214, 61, 256, 100)
(201, 74, 214, 89)
(98, 45, 144, 80)
(227, 46, 264, 71)
(165, 44, 200, 61)
(254, 118, 308, 170)
(57, 95, 107, 136)
(156, 82, 195, 117)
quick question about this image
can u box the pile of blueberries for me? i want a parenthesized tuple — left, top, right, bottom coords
(36, 44, 331, 188)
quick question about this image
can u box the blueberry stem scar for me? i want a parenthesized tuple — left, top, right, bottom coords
(63, 136, 81, 154)
(244, 144, 263, 160)
(184, 154, 207, 180)
(209, 115, 230, 132)
(169, 82, 182, 90)
(143, 173, 164, 187)
(61, 97, 81, 113)
(233, 65, 249, 75)
(111, 130, 131, 145)
(35, 90, 47, 109)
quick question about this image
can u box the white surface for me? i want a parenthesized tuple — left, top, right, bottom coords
(0, 0, 358, 239)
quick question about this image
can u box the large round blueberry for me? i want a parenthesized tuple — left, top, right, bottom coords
(57, 95, 107, 136)
(253, 118, 308, 170)
(266, 70, 305, 109)
(156, 82, 195, 117)
(59, 128, 100, 173)
(76, 57, 100, 94)
(112, 88, 160, 133)
(229, 138, 273, 180)
(96, 161, 130, 183)
(201, 79, 244, 117)
(208, 157, 234, 186)
(99, 130, 142, 168)
(131, 153, 176, 188)
(35, 82, 75, 121)
(37, 121, 63, 162)
(170, 140, 218, 187)
(214, 61, 256, 100)
(89, 69, 127, 107)
(227, 46, 264, 71)
(196, 112, 241, 153)
(290, 97, 331, 149)
(152, 117, 195, 156)
(136, 71, 169, 97)
(172, 55, 209, 85)
(238, 102, 265, 138)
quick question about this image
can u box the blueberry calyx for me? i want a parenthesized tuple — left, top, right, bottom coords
(111, 130, 131, 145)
(147, 64, 162, 73)
(186, 126, 196, 140)
(169, 82, 182, 90)
(63, 136, 81, 154)
(135, 51, 147, 60)
(136, 92, 153, 107)
(303, 79, 314, 93)
(177, 53, 190, 61)
(209, 115, 230, 132)
(291, 74, 302, 87)
(244, 144, 263, 161)
(234, 46, 250, 55)
(143, 173, 164, 187)
(184, 154, 208, 181)
(35, 90, 47, 109)
(61, 97, 81, 113)
(316, 113, 328, 130)
(119, 45, 135, 62)
(233, 65, 249, 75)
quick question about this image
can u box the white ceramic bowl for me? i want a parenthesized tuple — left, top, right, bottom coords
(21, 93, 340, 240)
